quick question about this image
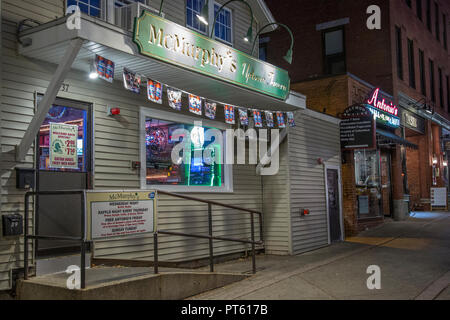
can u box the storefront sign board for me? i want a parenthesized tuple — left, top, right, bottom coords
(133, 10, 290, 100)
(49, 123, 78, 169)
(340, 105, 376, 150)
(86, 191, 157, 240)
(430, 187, 448, 210)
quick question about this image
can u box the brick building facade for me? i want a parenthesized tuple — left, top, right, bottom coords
(264, 0, 450, 235)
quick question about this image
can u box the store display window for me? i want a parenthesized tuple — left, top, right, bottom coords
(141, 109, 232, 192)
(354, 149, 382, 218)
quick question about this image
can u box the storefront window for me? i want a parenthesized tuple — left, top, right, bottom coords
(354, 149, 382, 218)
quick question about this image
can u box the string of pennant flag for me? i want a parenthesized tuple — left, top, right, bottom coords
(95, 54, 296, 128)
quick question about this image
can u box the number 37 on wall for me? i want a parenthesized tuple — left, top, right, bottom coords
(61, 83, 70, 92)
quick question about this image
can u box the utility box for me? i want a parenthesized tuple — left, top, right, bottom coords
(2, 214, 24, 236)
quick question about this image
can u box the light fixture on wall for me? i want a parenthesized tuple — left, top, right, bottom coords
(89, 61, 98, 79)
(205, 0, 254, 44)
(251, 22, 294, 64)
(196, 1, 209, 25)
(432, 154, 438, 165)
(443, 160, 448, 167)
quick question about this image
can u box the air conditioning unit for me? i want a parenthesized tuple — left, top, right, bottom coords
(115, 2, 164, 32)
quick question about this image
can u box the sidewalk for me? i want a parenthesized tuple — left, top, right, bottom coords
(190, 211, 450, 300)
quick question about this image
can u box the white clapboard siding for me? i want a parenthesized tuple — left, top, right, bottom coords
(288, 110, 341, 255)
(1, 0, 264, 289)
(262, 139, 291, 255)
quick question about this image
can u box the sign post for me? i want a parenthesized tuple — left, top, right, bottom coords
(85, 191, 157, 240)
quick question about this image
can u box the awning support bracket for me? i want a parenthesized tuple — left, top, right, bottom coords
(15, 38, 84, 161)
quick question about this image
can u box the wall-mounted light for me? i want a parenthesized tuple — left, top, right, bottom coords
(209, 0, 254, 44)
(251, 22, 294, 64)
(432, 155, 438, 165)
(443, 160, 448, 167)
(196, 2, 209, 25)
(89, 61, 98, 79)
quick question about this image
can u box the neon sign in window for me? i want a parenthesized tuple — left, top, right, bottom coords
(145, 118, 222, 187)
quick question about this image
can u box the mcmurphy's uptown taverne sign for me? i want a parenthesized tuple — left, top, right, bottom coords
(133, 10, 290, 100)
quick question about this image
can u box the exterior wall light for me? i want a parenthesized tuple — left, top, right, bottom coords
(89, 61, 98, 79)
(208, 0, 254, 43)
(443, 160, 448, 167)
(251, 22, 294, 64)
(197, 2, 209, 25)
(432, 155, 438, 165)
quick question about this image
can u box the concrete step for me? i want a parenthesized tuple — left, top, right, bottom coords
(16, 266, 248, 300)
(36, 253, 91, 276)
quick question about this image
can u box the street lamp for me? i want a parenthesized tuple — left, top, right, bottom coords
(197, 0, 254, 43)
(251, 22, 294, 64)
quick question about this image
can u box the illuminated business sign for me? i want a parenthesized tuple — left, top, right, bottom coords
(367, 88, 399, 116)
(365, 88, 400, 128)
(133, 10, 290, 100)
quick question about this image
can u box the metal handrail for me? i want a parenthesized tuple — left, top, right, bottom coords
(23, 190, 87, 289)
(155, 190, 264, 274)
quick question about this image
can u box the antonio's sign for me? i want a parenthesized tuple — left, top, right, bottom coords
(340, 104, 376, 150)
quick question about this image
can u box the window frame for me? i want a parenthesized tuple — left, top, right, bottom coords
(417, 0, 423, 21)
(407, 38, 416, 89)
(419, 49, 426, 96)
(438, 67, 443, 108)
(429, 58, 436, 102)
(213, 2, 234, 46)
(435, 2, 440, 42)
(395, 26, 404, 80)
(66, 0, 104, 19)
(139, 107, 233, 193)
(322, 26, 347, 76)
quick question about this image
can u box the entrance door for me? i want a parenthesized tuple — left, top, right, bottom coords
(380, 151, 393, 217)
(36, 97, 92, 257)
(326, 167, 342, 242)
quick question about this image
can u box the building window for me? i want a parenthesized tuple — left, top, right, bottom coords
(407, 38, 416, 89)
(438, 67, 443, 108)
(259, 37, 269, 61)
(406, 0, 412, 8)
(426, 0, 432, 32)
(115, 0, 146, 7)
(435, 2, 440, 42)
(447, 75, 450, 112)
(186, 0, 208, 34)
(429, 59, 435, 102)
(396, 26, 403, 80)
(417, 0, 423, 21)
(444, 14, 448, 50)
(354, 149, 381, 218)
(323, 27, 346, 75)
(213, 3, 233, 44)
(419, 49, 426, 96)
(67, 0, 102, 17)
(140, 108, 232, 192)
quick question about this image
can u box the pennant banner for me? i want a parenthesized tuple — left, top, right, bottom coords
(96, 55, 115, 83)
(287, 112, 296, 127)
(205, 102, 217, 119)
(123, 68, 141, 94)
(253, 110, 263, 128)
(238, 108, 249, 126)
(265, 111, 274, 128)
(224, 105, 235, 124)
(147, 79, 163, 104)
(167, 87, 182, 110)
(276, 112, 286, 128)
(189, 94, 202, 115)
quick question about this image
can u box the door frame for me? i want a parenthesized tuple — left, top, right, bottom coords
(34, 94, 94, 256)
(324, 164, 345, 243)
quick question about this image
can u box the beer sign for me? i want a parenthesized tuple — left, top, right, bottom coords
(49, 123, 78, 169)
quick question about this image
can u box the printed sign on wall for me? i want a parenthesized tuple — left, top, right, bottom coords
(86, 191, 157, 240)
(49, 123, 78, 169)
